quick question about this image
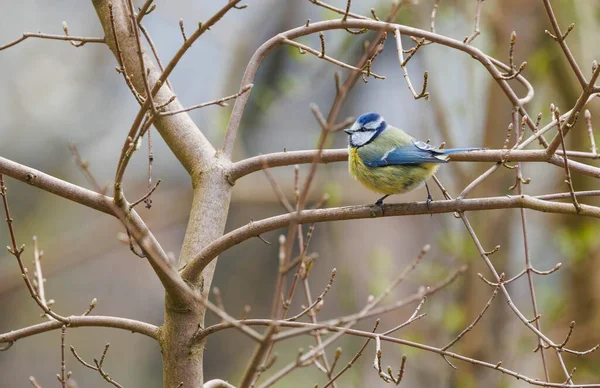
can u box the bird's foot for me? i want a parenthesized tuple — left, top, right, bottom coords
(375, 199, 385, 215)
(425, 183, 433, 213)
(374, 194, 390, 216)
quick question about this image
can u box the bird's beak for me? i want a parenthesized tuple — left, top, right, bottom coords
(344, 129, 352, 135)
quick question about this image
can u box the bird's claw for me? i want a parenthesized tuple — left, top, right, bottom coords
(375, 199, 385, 215)
(426, 195, 433, 211)
(425, 183, 433, 214)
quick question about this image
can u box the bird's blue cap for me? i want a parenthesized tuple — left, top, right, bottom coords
(356, 112, 382, 127)
(345, 112, 387, 134)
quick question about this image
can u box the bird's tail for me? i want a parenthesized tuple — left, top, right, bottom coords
(442, 147, 485, 154)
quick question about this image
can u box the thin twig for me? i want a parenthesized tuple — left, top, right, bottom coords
(373, 336, 406, 385)
(430, 0, 440, 33)
(129, 179, 161, 209)
(442, 279, 502, 351)
(394, 29, 429, 100)
(71, 344, 123, 388)
(262, 168, 294, 212)
(381, 297, 427, 336)
(213, 287, 227, 318)
(126, 229, 146, 258)
(0, 175, 70, 323)
(0, 32, 104, 51)
(546, 63, 600, 156)
(108, 3, 145, 105)
(283, 39, 384, 80)
(542, 0, 586, 87)
(286, 269, 336, 322)
(240, 324, 279, 388)
(463, 0, 483, 44)
(69, 144, 107, 194)
(585, 109, 598, 155)
(555, 109, 582, 213)
(512, 106, 550, 381)
(32, 236, 51, 320)
(136, 0, 155, 22)
(29, 377, 42, 388)
(179, 19, 187, 41)
(126, 0, 156, 116)
(256, 247, 434, 387)
(145, 127, 154, 209)
(82, 298, 98, 316)
(323, 320, 380, 388)
(160, 84, 254, 116)
(56, 325, 71, 387)
(138, 23, 172, 91)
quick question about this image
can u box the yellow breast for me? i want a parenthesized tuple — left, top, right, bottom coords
(348, 147, 439, 195)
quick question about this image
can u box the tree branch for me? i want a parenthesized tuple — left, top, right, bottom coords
(0, 155, 193, 304)
(0, 32, 104, 51)
(220, 17, 534, 159)
(541, 0, 587, 87)
(0, 155, 113, 214)
(182, 195, 600, 281)
(198, 318, 600, 388)
(0, 315, 159, 344)
(226, 149, 600, 183)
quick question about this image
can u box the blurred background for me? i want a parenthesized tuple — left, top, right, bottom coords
(1, 0, 600, 386)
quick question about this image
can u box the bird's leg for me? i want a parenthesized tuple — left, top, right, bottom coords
(375, 194, 390, 215)
(425, 183, 433, 210)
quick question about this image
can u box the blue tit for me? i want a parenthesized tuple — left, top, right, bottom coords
(345, 112, 482, 212)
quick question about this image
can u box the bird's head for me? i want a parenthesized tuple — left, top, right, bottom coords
(344, 112, 387, 148)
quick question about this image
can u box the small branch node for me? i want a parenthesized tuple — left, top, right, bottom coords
(318, 32, 325, 58)
(483, 245, 500, 256)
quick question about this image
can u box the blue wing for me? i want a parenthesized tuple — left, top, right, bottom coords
(363, 140, 449, 167)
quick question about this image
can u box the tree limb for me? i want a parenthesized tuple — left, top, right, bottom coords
(226, 149, 600, 183)
(0, 315, 159, 344)
(182, 194, 600, 281)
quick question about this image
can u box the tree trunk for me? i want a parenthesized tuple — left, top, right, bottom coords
(91, 1, 233, 385)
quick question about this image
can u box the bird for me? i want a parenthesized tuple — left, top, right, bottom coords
(345, 112, 482, 213)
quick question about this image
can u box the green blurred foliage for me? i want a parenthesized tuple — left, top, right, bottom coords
(557, 221, 600, 264)
(367, 246, 393, 297)
(441, 302, 466, 333)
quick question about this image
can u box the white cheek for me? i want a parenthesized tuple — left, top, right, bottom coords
(351, 132, 374, 146)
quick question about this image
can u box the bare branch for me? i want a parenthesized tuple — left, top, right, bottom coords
(442, 279, 501, 351)
(0, 155, 113, 214)
(71, 344, 123, 388)
(283, 39, 384, 80)
(239, 324, 279, 388)
(57, 326, 72, 387)
(69, 143, 108, 195)
(546, 64, 600, 156)
(226, 146, 600, 184)
(161, 85, 253, 117)
(542, 0, 586, 87)
(286, 269, 336, 322)
(1, 175, 70, 323)
(198, 318, 600, 388)
(183, 195, 600, 281)
(395, 29, 429, 100)
(463, 0, 483, 44)
(136, 0, 155, 22)
(0, 32, 103, 51)
(585, 109, 598, 155)
(129, 179, 161, 209)
(323, 320, 380, 388)
(0, 315, 159, 344)
(556, 109, 582, 212)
